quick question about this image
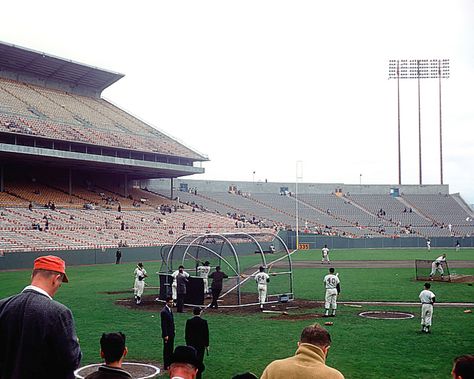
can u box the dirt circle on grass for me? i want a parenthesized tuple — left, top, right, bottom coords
(75, 362, 160, 379)
(358, 310, 414, 320)
(116, 292, 324, 319)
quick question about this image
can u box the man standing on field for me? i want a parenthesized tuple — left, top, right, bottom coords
(419, 282, 435, 333)
(321, 245, 330, 264)
(323, 268, 340, 317)
(255, 266, 270, 310)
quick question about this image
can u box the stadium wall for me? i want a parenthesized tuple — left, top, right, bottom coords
(282, 232, 474, 250)
(0, 246, 161, 271)
(0, 242, 270, 271)
(148, 178, 449, 196)
(2, 234, 472, 271)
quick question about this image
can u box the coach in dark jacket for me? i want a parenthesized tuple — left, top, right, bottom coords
(176, 271, 189, 313)
(0, 255, 82, 379)
(160, 297, 175, 370)
(209, 266, 228, 309)
(185, 307, 209, 379)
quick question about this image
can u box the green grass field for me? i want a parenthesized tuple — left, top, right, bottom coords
(0, 248, 473, 378)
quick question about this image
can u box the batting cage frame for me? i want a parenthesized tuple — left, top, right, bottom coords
(415, 259, 451, 282)
(157, 231, 293, 307)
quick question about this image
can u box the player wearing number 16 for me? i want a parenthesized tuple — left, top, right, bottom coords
(323, 268, 340, 317)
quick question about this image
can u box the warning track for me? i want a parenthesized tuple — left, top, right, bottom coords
(278, 260, 474, 269)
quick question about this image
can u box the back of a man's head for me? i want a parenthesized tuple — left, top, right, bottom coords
(100, 332, 126, 364)
(170, 346, 199, 379)
(300, 324, 331, 348)
(453, 355, 474, 379)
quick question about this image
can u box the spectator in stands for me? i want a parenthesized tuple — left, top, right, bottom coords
(261, 323, 344, 379)
(169, 346, 199, 379)
(0, 255, 82, 378)
(183, 222, 186, 230)
(451, 355, 474, 379)
(85, 332, 130, 379)
(121, 220, 125, 231)
(28, 201, 33, 211)
(118, 204, 122, 212)
(209, 266, 228, 309)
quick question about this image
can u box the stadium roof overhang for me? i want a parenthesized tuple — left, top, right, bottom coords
(0, 144, 204, 180)
(0, 41, 124, 97)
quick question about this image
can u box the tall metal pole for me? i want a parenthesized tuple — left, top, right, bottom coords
(389, 58, 449, 187)
(438, 60, 444, 185)
(397, 61, 402, 185)
(295, 161, 303, 251)
(417, 60, 423, 185)
(295, 172, 299, 251)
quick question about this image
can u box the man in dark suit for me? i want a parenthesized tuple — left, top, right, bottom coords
(209, 266, 228, 309)
(185, 307, 209, 379)
(0, 255, 82, 379)
(160, 296, 175, 370)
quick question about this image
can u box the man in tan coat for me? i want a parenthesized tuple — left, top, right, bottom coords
(261, 324, 344, 379)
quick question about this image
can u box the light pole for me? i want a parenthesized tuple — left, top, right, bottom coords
(388, 59, 449, 185)
(295, 161, 303, 251)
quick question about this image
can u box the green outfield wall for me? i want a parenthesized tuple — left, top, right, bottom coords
(1, 234, 472, 271)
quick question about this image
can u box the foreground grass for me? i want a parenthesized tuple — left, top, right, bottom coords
(0, 251, 473, 378)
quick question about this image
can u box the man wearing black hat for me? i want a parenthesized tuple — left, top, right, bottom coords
(0, 255, 82, 379)
(169, 346, 200, 379)
(185, 307, 209, 379)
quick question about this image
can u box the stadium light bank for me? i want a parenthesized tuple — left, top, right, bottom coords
(388, 59, 450, 185)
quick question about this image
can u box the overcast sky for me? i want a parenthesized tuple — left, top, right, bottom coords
(2, 0, 473, 203)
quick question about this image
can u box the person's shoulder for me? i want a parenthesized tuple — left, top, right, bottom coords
(326, 366, 345, 379)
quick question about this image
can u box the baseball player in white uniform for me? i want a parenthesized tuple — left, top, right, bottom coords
(430, 254, 446, 280)
(197, 261, 211, 296)
(133, 262, 148, 305)
(426, 239, 431, 251)
(419, 282, 435, 333)
(323, 267, 340, 317)
(255, 266, 270, 310)
(171, 265, 189, 302)
(321, 245, 330, 264)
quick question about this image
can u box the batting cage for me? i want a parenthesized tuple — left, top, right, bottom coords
(415, 259, 451, 282)
(157, 231, 293, 307)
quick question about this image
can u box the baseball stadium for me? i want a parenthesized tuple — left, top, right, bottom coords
(0, 42, 473, 379)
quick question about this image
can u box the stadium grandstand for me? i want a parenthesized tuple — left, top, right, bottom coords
(0, 41, 473, 263)
(149, 178, 474, 242)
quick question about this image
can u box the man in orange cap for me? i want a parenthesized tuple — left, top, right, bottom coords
(0, 255, 82, 379)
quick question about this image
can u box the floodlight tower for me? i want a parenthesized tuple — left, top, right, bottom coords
(388, 59, 449, 185)
(295, 161, 303, 250)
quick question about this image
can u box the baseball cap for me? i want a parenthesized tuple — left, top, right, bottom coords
(171, 346, 199, 368)
(34, 255, 69, 283)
